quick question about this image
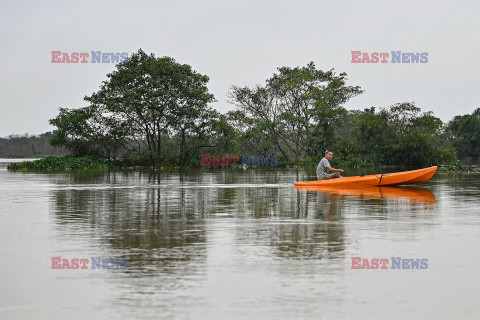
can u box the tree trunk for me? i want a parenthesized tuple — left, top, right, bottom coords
(180, 128, 186, 165)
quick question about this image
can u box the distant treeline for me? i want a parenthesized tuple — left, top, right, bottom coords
(5, 49, 480, 167)
(0, 132, 66, 158)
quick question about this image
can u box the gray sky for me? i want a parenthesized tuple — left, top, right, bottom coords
(1, 0, 479, 137)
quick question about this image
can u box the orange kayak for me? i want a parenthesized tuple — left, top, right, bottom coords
(294, 166, 437, 187)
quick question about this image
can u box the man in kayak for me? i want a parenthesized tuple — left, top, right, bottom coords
(316, 150, 345, 180)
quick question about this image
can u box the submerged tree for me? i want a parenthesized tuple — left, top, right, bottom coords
(49, 107, 99, 157)
(338, 102, 456, 167)
(50, 49, 224, 165)
(84, 49, 215, 164)
(229, 62, 363, 164)
(49, 54, 461, 168)
(447, 108, 480, 162)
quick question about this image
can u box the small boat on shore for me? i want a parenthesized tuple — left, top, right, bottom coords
(294, 166, 437, 187)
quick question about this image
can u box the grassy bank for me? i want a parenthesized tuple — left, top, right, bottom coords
(7, 156, 110, 171)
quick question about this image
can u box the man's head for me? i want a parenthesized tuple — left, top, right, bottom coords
(325, 150, 334, 160)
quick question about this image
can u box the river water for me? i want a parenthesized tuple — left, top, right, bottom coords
(1, 159, 479, 319)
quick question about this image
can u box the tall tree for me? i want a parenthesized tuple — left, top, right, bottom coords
(230, 62, 362, 164)
(447, 108, 480, 162)
(84, 49, 215, 164)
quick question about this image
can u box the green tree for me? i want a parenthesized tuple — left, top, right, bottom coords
(230, 62, 362, 164)
(84, 49, 215, 165)
(447, 108, 480, 162)
(50, 49, 220, 166)
(343, 102, 456, 167)
(49, 107, 97, 157)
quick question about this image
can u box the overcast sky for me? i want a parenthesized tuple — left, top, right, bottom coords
(1, 0, 479, 137)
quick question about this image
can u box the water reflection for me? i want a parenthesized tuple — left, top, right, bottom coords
(51, 171, 210, 258)
(8, 162, 480, 319)
(45, 169, 446, 317)
(266, 221, 345, 260)
(50, 171, 440, 267)
(295, 185, 436, 204)
(50, 170, 351, 265)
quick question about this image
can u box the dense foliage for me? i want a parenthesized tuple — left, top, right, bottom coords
(333, 103, 457, 167)
(228, 62, 362, 166)
(49, 49, 234, 166)
(5, 50, 475, 169)
(7, 156, 109, 170)
(228, 63, 460, 168)
(446, 108, 480, 163)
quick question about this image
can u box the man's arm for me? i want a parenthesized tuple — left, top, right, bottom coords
(327, 166, 345, 173)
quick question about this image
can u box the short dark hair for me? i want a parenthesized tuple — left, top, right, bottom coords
(325, 150, 333, 155)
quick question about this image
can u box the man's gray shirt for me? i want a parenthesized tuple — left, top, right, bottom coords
(316, 157, 331, 179)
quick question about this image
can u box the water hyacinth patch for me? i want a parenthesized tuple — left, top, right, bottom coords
(7, 156, 110, 171)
